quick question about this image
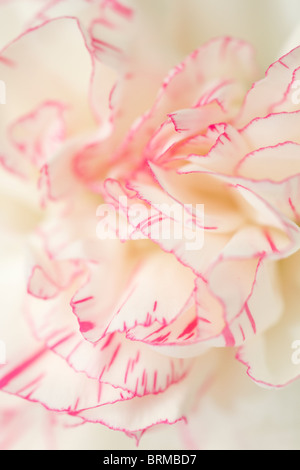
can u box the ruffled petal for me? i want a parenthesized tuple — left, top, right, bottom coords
(0, 342, 133, 412)
(237, 45, 300, 127)
(237, 250, 300, 387)
(67, 351, 219, 435)
(112, 37, 258, 170)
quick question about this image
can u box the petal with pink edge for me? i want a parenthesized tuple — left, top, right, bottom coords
(237, 250, 300, 387)
(237, 45, 300, 127)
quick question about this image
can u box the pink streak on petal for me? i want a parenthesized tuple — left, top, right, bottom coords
(0, 348, 47, 389)
(79, 321, 95, 333)
(177, 318, 198, 339)
(223, 325, 235, 347)
(244, 303, 257, 334)
(264, 229, 279, 253)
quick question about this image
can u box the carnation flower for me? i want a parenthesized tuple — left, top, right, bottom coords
(1, 0, 300, 450)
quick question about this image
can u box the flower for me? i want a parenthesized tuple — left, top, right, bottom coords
(1, 0, 300, 450)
